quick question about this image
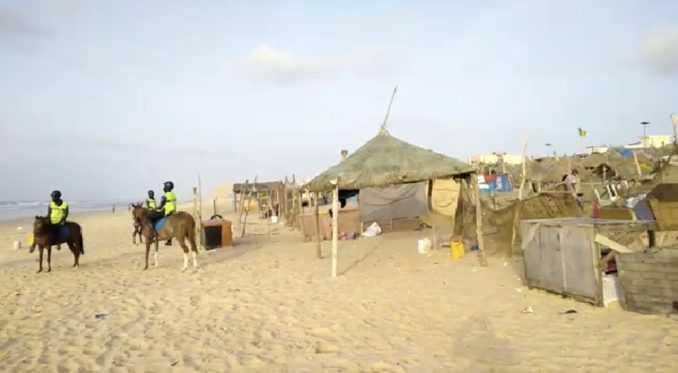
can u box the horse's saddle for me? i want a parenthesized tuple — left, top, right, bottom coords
(154, 217, 168, 232)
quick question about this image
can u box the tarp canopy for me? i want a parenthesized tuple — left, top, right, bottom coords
(306, 130, 475, 192)
(359, 182, 427, 222)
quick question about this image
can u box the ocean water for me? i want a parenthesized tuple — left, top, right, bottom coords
(0, 200, 133, 221)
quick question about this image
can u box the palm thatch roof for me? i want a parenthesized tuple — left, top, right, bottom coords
(306, 130, 475, 192)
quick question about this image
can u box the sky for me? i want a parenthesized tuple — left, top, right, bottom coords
(1, 0, 677, 201)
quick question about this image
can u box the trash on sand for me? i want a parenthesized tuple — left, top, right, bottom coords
(362, 222, 382, 237)
(94, 313, 108, 319)
(562, 309, 578, 315)
(522, 306, 534, 314)
(417, 238, 431, 254)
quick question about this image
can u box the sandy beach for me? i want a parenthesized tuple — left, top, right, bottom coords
(1, 207, 677, 373)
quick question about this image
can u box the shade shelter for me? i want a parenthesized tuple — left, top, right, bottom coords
(306, 128, 480, 277)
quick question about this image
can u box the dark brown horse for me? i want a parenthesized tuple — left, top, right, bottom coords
(131, 205, 199, 271)
(32, 216, 84, 273)
(130, 202, 144, 244)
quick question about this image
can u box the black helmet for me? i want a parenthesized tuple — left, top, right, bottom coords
(50, 190, 61, 199)
(148, 190, 154, 197)
(163, 181, 174, 191)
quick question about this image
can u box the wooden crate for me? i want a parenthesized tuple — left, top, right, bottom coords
(201, 218, 233, 249)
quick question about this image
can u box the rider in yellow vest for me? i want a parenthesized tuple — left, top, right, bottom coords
(30, 190, 69, 253)
(159, 182, 177, 216)
(149, 181, 177, 246)
(49, 190, 69, 225)
(146, 190, 157, 210)
(33, 190, 69, 252)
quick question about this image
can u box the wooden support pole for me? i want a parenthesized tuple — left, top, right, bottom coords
(331, 184, 339, 277)
(510, 139, 528, 255)
(471, 174, 488, 267)
(236, 180, 249, 224)
(633, 150, 642, 176)
(296, 190, 303, 228)
(240, 176, 258, 237)
(313, 192, 322, 258)
(267, 206, 271, 241)
(275, 187, 281, 217)
(193, 187, 199, 246)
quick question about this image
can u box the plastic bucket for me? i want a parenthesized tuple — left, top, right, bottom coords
(450, 241, 464, 259)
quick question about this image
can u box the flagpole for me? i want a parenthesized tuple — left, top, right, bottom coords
(580, 136, 584, 155)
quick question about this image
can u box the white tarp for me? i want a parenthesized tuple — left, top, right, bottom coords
(359, 182, 427, 222)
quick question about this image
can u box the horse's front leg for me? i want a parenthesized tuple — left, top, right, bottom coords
(153, 237, 159, 269)
(37, 245, 44, 273)
(144, 240, 151, 270)
(47, 246, 52, 272)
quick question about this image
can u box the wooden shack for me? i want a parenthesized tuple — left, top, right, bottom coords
(521, 218, 655, 307)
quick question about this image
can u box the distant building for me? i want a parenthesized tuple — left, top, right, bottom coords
(469, 153, 525, 165)
(625, 134, 673, 149)
(586, 146, 610, 154)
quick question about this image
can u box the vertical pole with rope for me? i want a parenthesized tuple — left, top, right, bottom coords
(379, 86, 398, 134)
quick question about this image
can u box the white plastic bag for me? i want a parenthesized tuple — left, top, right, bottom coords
(417, 238, 431, 254)
(361, 222, 382, 237)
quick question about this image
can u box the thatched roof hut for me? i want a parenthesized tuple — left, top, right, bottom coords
(306, 129, 475, 192)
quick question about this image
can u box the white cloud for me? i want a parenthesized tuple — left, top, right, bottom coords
(640, 28, 678, 74)
(241, 44, 401, 83)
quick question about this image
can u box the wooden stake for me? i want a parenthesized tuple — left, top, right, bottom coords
(197, 175, 203, 241)
(313, 192, 322, 258)
(193, 186, 199, 246)
(471, 174, 488, 267)
(379, 86, 398, 134)
(267, 206, 271, 241)
(331, 184, 339, 277)
(510, 139, 529, 255)
(240, 176, 258, 237)
(236, 180, 249, 223)
(275, 187, 281, 218)
(632, 150, 642, 176)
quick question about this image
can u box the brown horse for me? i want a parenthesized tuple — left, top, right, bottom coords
(131, 205, 199, 271)
(130, 202, 143, 244)
(32, 216, 84, 273)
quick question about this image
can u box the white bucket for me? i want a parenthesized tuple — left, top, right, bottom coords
(417, 238, 431, 254)
(13, 241, 21, 250)
(271, 215, 278, 224)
